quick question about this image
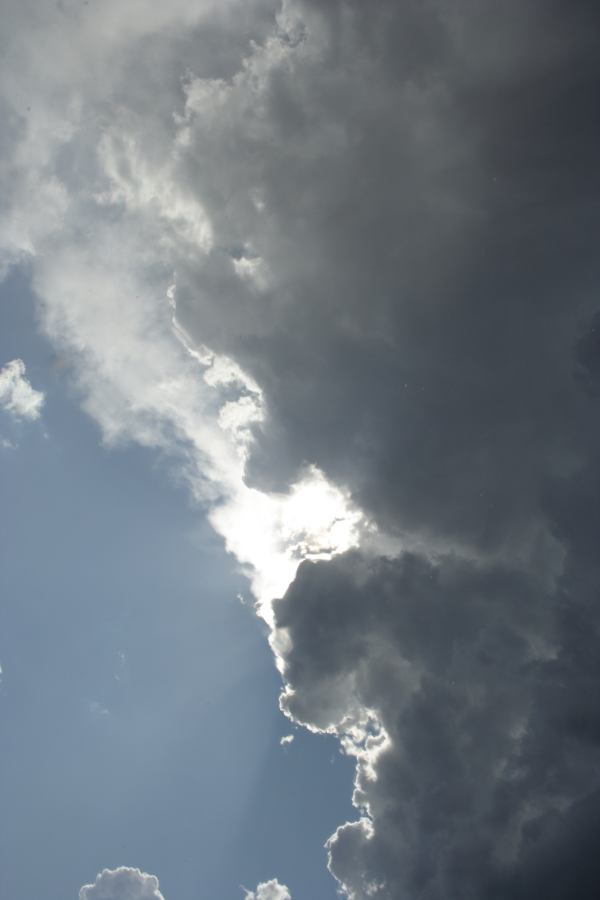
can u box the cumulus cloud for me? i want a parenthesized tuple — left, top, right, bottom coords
(79, 868, 165, 900)
(0, 0, 366, 614)
(275, 550, 600, 899)
(4, 0, 600, 898)
(79, 869, 291, 900)
(244, 879, 292, 900)
(0, 358, 44, 420)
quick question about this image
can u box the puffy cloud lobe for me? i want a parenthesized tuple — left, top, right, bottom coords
(79, 869, 291, 900)
(244, 879, 292, 900)
(275, 545, 600, 899)
(0, 358, 44, 420)
(79, 868, 165, 900)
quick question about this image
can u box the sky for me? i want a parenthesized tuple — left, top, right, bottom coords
(2, 2, 600, 899)
(0, 270, 354, 900)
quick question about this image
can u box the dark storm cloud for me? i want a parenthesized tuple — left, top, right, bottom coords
(169, 1, 600, 897)
(274, 545, 600, 899)
(173, 0, 600, 558)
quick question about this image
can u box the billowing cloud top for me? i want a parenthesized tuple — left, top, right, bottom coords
(244, 879, 292, 900)
(0, 358, 44, 420)
(79, 868, 165, 900)
(4, 0, 600, 898)
(79, 869, 291, 900)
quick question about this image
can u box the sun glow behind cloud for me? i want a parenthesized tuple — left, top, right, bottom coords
(210, 468, 364, 616)
(0, 0, 370, 620)
(0, 6, 389, 893)
(172, 302, 364, 616)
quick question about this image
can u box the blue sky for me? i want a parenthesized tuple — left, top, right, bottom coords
(0, 271, 354, 900)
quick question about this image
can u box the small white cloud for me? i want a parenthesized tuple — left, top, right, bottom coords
(79, 867, 165, 900)
(0, 359, 45, 421)
(280, 734, 294, 747)
(244, 879, 292, 900)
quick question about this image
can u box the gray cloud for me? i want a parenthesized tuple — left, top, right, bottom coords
(171, 1, 600, 896)
(166, 9, 600, 889)
(275, 545, 600, 899)
(170, 0, 600, 563)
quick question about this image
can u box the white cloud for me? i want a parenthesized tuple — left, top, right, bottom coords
(244, 879, 292, 900)
(79, 869, 291, 900)
(0, 0, 368, 618)
(79, 867, 165, 900)
(0, 358, 44, 420)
